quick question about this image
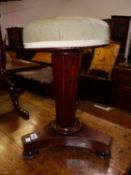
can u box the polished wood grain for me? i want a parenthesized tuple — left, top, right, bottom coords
(0, 90, 130, 175)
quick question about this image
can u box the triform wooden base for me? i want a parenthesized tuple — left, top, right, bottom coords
(22, 122, 112, 159)
(22, 49, 112, 159)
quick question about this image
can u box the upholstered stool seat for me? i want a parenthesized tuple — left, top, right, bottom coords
(24, 17, 109, 48)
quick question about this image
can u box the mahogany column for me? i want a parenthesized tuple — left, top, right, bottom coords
(51, 49, 81, 134)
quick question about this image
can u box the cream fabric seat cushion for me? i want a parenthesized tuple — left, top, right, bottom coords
(23, 17, 110, 49)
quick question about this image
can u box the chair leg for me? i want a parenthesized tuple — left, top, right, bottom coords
(6, 76, 29, 119)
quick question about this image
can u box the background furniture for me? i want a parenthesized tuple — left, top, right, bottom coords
(78, 16, 131, 106)
(6, 27, 23, 51)
(111, 15, 131, 63)
(9, 51, 53, 97)
(78, 42, 120, 105)
(111, 65, 131, 112)
(88, 42, 120, 78)
(78, 75, 112, 105)
(0, 26, 29, 119)
(14, 66, 53, 98)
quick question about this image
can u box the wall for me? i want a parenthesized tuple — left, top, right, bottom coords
(0, 0, 131, 36)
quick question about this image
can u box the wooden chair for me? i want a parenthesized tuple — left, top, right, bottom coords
(13, 65, 53, 98)
(78, 42, 120, 104)
(12, 51, 53, 98)
(0, 26, 29, 119)
(88, 41, 121, 78)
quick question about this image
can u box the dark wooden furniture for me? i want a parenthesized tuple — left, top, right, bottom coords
(12, 65, 53, 98)
(111, 65, 131, 112)
(111, 15, 131, 63)
(0, 26, 29, 119)
(78, 75, 112, 105)
(6, 27, 23, 51)
(6, 59, 45, 118)
(78, 42, 120, 105)
(6, 58, 43, 72)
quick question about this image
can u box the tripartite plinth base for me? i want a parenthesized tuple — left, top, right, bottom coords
(22, 123, 112, 159)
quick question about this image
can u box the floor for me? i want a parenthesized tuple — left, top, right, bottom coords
(79, 99, 131, 129)
(0, 90, 130, 175)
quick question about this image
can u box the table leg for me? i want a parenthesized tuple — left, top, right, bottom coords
(6, 76, 29, 119)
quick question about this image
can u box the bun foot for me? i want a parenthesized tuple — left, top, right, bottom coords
(19, 110, 29, 120)
(96, 150, 111, 159)
(23, 149, 39, 159)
